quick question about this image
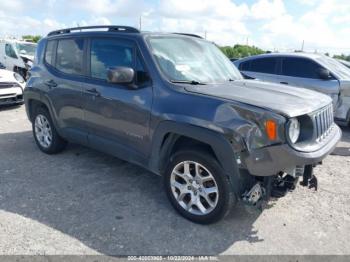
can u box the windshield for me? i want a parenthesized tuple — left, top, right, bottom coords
(148, 36, 242, 84)
(317, 55, 350, 79)
(15, 43, 37, 56)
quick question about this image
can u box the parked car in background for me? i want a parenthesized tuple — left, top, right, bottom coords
(234, 53, 350, 125)
(337, 59, 350, 69)
(0, 39, 37, 79)
(0, 69, 25, 106)
(25, 26, 341, 224)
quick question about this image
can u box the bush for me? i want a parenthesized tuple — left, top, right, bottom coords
(219, 44, 265, 59)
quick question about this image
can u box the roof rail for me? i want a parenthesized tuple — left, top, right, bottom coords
(47, 25, 140, 36)
(173, 33, 203, 39)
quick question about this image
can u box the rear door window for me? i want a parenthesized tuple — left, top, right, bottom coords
(249, 58, 277, 74)
(90, 38, 133, 80)
(56, 38, 84, 75)
(281, 57, 323, 79)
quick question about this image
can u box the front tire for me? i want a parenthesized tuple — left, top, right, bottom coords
(164, 149, 235, 224)
(32, 107, 67, 154)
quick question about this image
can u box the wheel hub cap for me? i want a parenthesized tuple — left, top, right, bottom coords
(34, 114, 52, 149)
(170, 161, 219, 216)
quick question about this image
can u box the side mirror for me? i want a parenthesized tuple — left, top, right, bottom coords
(107, 67, 135, 85)
(318, 68, 332, 80)
(20, 50, 27, 55)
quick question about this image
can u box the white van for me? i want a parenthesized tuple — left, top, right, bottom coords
(0, 39, 37, 79)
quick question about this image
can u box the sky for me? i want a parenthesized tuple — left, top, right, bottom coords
(1, 0, 350, 55)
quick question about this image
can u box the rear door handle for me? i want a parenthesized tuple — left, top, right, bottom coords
(280, 81, 289, 85)
(86, 88, 101, 97)
(45, 79, 57, 88)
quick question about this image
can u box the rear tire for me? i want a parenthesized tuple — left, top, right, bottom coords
(32, 107, 67, 154)
(164, 149, 235, 224)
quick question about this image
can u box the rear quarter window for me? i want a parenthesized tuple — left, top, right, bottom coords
(44, 40, 56, 66)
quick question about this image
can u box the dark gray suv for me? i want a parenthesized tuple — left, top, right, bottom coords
(24, 26, 341, 224)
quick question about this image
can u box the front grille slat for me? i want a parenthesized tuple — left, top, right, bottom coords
(321, 111, 325, 135)
(313, 104, 334, 142)
(0, 82, 20, 89)
(327, 107, 331, 131)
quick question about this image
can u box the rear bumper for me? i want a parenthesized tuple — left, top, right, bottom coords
(243, 124, 342, 176)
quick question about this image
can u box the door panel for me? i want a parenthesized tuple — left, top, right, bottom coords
(45, 38, 88, 144)
(83, 81, 152, 157)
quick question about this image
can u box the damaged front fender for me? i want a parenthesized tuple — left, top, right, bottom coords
(213, 102, 286, 153)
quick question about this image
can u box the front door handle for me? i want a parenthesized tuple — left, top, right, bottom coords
(280, 81, 289, 85)
(45, 79, 57, 88)
(86, 88, 101, 97)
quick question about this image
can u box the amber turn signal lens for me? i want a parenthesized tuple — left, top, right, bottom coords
(265, 120, 277, 141)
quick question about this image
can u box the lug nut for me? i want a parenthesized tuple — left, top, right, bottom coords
(188, 186, 191, 190)
(189, 179, 193, 183)
(194, 191, 197, 195)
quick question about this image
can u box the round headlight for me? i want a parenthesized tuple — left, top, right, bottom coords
(288, 118, 300, 144)
(14, 72, 25, 84)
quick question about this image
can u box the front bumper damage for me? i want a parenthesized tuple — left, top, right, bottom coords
(242, 124, 341, 177)
(242, 165, 317, 210)
(239, 124, 341, 209)
(0, 86, 24, 105)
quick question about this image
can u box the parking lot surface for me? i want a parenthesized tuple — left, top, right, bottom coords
(0, 105, 349, 255)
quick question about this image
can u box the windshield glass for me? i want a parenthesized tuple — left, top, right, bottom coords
(15, 43, 37, 56)
(147, 36, 242, 84)
(317, 55, 350, 79)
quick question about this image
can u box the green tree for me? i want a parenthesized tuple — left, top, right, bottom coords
(22, 35, 42, 43)
(333, 54, 350, 62)
(219, 44, 265, 59)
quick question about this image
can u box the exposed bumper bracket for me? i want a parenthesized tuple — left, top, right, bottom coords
(300, 164, 318, 191)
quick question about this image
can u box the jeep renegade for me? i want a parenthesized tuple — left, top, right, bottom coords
(24, 26, 341, 224)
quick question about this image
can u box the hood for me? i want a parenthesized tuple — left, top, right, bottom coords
(0, 69, 16, 80)
(185, 80, 332, 118)
(20, 54, 34, 62)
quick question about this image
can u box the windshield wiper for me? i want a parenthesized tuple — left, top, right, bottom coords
(170, 80, 206, 85)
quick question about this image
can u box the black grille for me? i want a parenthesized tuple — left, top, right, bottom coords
(0, 82, 20, 89)
(313, 104, 334, 141)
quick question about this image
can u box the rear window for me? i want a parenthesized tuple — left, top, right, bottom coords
(56, 38, 84, 75)
(44, 40, 55, 65)
(249, 58, 277, 74)
(281, 57, 323, 79)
